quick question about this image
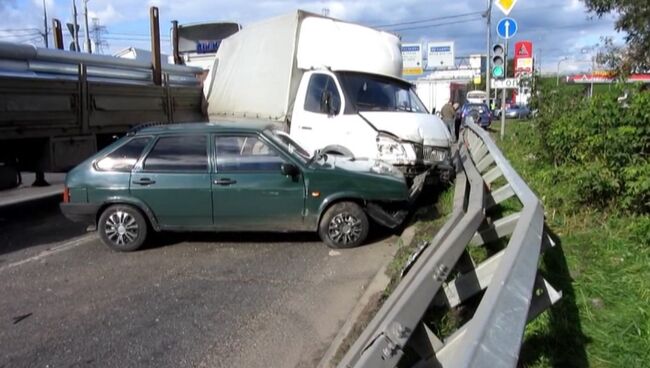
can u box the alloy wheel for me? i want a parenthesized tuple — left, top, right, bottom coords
(328, 213, 363, 246)
(104, 210, 139, 246)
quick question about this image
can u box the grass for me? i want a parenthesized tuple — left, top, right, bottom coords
(491, 119, 650, 367)
(377, 118, 648, 367)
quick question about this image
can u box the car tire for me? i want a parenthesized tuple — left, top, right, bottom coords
(98, 204, 148, 252)
(318, 202, 369, 249)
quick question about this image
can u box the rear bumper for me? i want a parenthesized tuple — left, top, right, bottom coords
(60, 202, 100, 224)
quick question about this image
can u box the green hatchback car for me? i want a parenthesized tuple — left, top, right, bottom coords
(61, 122, 422, 251)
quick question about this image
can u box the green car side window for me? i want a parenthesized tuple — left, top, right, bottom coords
(95, 137, 151, 172)
(215, 135, 284, 172)
(143, 135, 208, 172)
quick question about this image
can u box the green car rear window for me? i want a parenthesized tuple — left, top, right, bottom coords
(95, 137, 151, 172)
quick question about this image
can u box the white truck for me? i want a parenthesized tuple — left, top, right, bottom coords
(204, 10, 453, 182)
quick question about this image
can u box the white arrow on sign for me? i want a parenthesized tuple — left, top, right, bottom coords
(491, 78, 519, 89)
(505, 20, 511, 38)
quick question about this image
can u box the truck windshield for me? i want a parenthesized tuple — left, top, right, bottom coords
(337, 72, 428, 113)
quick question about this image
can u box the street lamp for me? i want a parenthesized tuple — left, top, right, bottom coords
(556, 57, 569, 86)
(582, 45, 599, 97)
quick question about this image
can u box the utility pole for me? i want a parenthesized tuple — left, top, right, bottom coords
(71, 0, 81, 52)
(91, 18, 108, 54)
(42, 0, 49, 48)
(485, 0, 492, 105)
(83, 0, 92, 53)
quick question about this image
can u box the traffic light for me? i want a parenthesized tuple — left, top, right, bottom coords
(492, 44, 505, 79)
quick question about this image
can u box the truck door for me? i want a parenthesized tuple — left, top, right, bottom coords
(290, 71, 345, 153)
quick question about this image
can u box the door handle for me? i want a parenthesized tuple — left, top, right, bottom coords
(300, 126, 312, 130)
(133, 178, 156, 185)
(214, 178, 237, 186)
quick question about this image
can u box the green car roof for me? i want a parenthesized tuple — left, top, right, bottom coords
(133, 121, 279, 135)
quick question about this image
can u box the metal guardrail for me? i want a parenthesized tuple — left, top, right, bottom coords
(338, 120, 562, 368)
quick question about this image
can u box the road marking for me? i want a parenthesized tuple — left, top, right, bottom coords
(0, 233, 96, 273)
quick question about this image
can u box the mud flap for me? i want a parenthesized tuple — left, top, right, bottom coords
(366, 203, 407, 229)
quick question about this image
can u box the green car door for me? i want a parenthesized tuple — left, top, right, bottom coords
(130, 134, 213, 229)
(212, 134, 306, 231)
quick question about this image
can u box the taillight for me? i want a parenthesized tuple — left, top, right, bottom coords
(63, 187, 70, 203)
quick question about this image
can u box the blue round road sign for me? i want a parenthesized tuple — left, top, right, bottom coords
(496, 17, 518, 39)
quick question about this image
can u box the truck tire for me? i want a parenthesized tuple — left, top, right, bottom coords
(98, 205, 148, 252)
(321, 145, 354, 158)
(318, 202, 369, 249)
(0, 164, 20, 190)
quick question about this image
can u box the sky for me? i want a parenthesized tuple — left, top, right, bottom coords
(0, 0, 623, 74)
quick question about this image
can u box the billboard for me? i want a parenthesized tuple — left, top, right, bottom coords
(401, 43, 424, 75)
(427, 41, 455, 69)
(514, 40, 533, 76)
(469, 54, 483, 71)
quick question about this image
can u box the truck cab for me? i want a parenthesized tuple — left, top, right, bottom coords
(204, 11, 453, 182)
(290, 70, 452, 180)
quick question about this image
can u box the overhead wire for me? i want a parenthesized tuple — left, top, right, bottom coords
(391, 17, 484, 32)
(373, 11, 484, 29)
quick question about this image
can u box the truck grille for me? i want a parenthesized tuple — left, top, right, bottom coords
(413, 144, 424, 161)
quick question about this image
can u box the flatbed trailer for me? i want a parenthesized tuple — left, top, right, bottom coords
(0, 9, 207, 188)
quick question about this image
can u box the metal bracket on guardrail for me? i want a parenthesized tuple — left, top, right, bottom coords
(337, 120, 561, 368)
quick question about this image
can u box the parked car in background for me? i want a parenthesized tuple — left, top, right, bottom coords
(494, 105, 532, 119)
(458, 103, 492, 129)
(60, 122, 423, 251)
(504, 105, 532, 119)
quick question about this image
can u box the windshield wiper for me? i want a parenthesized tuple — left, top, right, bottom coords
(307, 149, 327, 167)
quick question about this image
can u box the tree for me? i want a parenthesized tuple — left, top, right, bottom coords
(582, 0, 650, 74)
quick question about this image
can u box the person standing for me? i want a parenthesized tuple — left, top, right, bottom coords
(453, 102, 462, 141)
(441, 100, 456, 140)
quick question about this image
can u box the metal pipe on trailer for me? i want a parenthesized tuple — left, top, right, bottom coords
(150, 6, 162, 86)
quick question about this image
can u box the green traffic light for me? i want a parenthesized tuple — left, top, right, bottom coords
(492, 65, 504, 78)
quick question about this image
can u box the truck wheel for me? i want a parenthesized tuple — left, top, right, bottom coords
(98, 205, 148, 252)
(319, 202, 369, 249)
(322, 145, 354, 158)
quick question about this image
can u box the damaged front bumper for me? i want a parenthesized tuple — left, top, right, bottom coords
(394, 158, 455, 185)
(365, 171, 427, 229)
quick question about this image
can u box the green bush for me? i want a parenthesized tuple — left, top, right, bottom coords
(531, 84, 649, 214)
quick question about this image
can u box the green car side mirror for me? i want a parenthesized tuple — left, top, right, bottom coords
(281, 163, 299, 177)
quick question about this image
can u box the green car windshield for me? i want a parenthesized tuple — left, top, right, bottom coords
(266, 130, 312, 163)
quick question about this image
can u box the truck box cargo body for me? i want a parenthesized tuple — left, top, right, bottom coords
(415, 80, 468, 115)
(205, 11, 453, 180)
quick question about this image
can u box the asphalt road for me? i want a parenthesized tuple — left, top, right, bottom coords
(0, 198, 399, 368)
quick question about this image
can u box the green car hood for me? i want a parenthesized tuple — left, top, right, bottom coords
(313, 155, 405, 182)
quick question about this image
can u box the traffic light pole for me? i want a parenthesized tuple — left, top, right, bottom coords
(500, 37, 508, 140)
(485, 0, 492, 105)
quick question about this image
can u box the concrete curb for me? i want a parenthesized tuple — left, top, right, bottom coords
(317, 223, 418, 368)
(0, 173, 65, 209)
(0, 189, 63, 209)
